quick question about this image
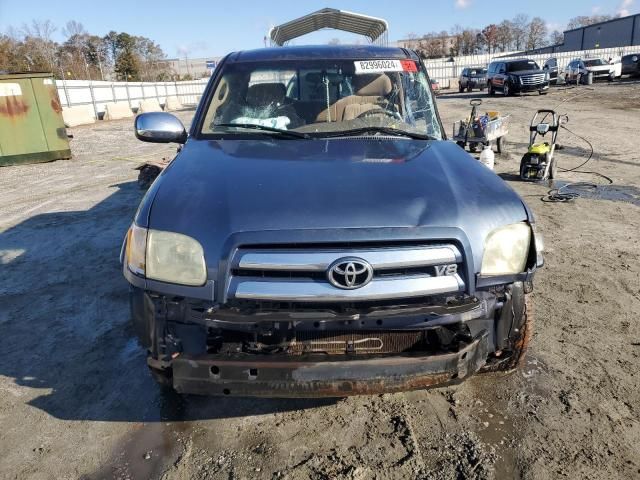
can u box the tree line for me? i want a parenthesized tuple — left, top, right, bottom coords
(408, 13, 621, 59)
(0, 20, 175, 81)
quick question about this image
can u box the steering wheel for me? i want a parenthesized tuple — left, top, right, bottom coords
(356, 107, 402, 120)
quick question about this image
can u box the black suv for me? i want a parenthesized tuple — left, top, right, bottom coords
(458, 67, 487, 92)
(621, 53, 640, 77)
(487, 58, 549, 96)
(543, 57, 559, 84)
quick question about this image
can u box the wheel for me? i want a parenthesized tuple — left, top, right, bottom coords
(549, 157, 557, 179)
(480, 283, 534, 372)
(479, 86, 486, 91)
(459, 83, 464, 93)
(488, 82, 495, 96)
(469, 143, 478, 153)
(456, 141, 466, 150)
(148, 365, 174, 389)
(608, 73, 614, 82)
(538, 90, 548, 95)
(503, 82, 510, 96)
(467, 85, 473, 92)
(496, 136, 506, 155)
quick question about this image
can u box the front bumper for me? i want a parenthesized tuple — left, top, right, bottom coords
(588, 69, 612, 78)
(513, 82, 549, 93)
(168, 330, 490, 397)
(468, 79, 487, 88)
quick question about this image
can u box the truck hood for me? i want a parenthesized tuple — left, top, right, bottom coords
(586, 65, 612, 72)
(143, 138, 528, 269)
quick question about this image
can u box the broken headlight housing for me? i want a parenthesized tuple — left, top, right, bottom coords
(125, 224, 207, 286)
(480, 223, 531, 276)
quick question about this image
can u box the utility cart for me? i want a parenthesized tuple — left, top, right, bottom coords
(453, 99, 509, 154)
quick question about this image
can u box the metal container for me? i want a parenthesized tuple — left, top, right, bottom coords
(585, 71, 594, 84)
(0, 73, 71, 167)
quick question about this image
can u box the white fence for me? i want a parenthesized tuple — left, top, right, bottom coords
(54, 44, 640, 118)
(55, 78, 209, 118)
(424, 45, 640, 87)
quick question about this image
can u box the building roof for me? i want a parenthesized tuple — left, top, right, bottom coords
(562, 12, 639, 33)
(268, 8, 388, 46)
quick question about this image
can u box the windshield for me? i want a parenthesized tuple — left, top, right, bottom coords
(469, 68, 486, 76)
(584, 59, 606, 66)
(200, 58, 442, 139)
(507, 60, 539, 72)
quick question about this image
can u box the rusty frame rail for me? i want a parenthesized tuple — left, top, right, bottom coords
(170, 330, 490, 397)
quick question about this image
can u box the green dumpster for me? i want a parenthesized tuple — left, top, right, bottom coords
(0, 72, 71, 167)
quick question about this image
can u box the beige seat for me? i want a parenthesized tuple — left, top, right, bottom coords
(316, 74, 393, 122)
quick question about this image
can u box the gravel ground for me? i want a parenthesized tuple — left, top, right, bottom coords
(1, 83, 639, 480)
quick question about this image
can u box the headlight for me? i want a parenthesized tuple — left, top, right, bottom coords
(125, 224, 207, 286)
(480, 223, 531, 276)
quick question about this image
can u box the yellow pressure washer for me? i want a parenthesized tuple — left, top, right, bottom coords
(520, 109, 568, 181)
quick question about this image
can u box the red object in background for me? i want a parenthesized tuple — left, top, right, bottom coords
(400, 60, 418, 72)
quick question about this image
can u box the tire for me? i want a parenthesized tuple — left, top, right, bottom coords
(456, 141, 466, 150)
(538, 90, 548, 95)
(496, 136, 506, 155)
(481, 285, 534, 372)
(479, 86, 486, 91)
(503, 82, 510, 97)
(549, 157, 557, 180)
(469, 143, 478, 153)
(459, 83, 464, 93)
(467, 85, 473, 92)
(488, 82, 495, 96)
(148, 365, 174, 389)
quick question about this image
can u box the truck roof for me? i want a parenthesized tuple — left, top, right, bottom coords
(228, 44, 416, 63)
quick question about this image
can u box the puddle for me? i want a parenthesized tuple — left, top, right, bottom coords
(553, 181, 640, 206)
(469, 355, 550, 479)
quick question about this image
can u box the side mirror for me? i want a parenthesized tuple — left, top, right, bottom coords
(135, 112, 187, 144)
(536, 123, 550, 135)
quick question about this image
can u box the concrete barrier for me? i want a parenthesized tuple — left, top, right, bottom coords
(164, 95, 183, 111)
(62, 105, 96, 127)
(138, 98, 162, 113)
(104, 102, 133, 120)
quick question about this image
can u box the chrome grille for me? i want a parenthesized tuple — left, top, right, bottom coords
(521, 74, 546, 85)
(227, 244, 465, 303)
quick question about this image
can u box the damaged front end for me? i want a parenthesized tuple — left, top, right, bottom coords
(131, 283, 528, 397)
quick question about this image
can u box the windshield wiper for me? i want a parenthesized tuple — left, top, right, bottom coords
(213, 123, 309, 139)
(317, 126, 436, 140)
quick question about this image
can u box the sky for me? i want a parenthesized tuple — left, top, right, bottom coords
(0, 0, 638, 59)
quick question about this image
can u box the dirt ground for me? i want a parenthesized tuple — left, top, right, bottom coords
(1, 82, 639, 480)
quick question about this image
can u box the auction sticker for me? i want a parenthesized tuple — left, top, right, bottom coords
(354, 59, 417, 74)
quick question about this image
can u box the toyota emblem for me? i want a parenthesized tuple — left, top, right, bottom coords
(327, 257, 374, 290)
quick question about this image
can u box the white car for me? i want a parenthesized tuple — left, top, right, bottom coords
(564, 57, 615, 83)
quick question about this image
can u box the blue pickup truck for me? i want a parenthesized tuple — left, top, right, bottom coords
(122, 44, 543, 397)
